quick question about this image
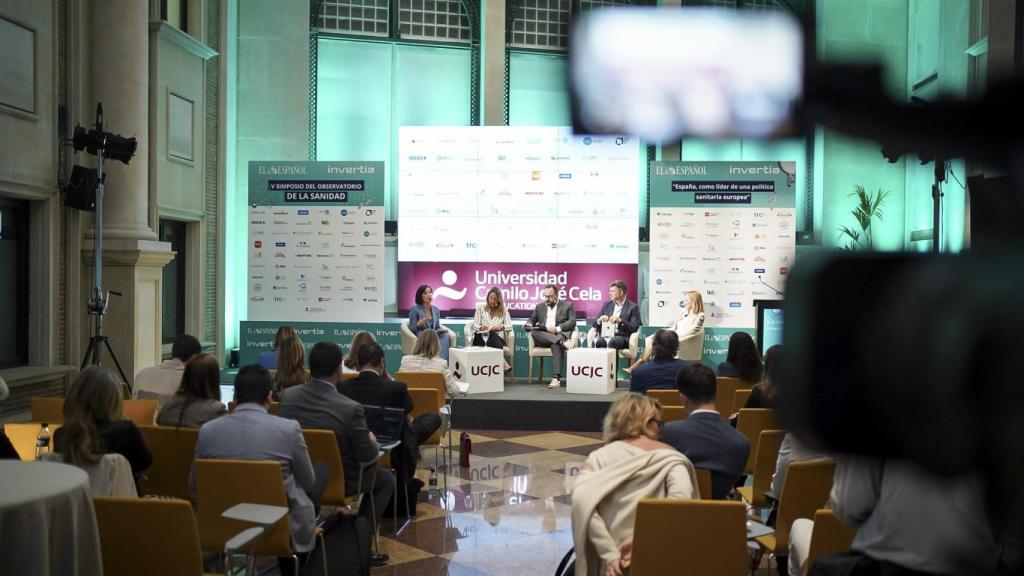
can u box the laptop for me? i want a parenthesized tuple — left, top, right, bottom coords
(362, 404, 404, 452)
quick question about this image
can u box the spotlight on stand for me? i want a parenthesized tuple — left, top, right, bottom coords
(68, 105, 137, 164)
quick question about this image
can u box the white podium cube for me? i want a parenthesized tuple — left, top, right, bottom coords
(449, 347, 504, 395)
(566, 348, 616, 395)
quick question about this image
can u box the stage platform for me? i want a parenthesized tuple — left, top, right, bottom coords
(450, 380, 628, 432)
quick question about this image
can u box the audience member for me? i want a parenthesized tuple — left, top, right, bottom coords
(273, 334, 307, 400)
(279, 342, 393, 566)
(592, 280, 641, 352)
(258, 325, 297, 370)
(572, 394, 697, 576)
(627, 330, 688, 394)
(471, 287, 513, 371)
(661, 364, 749, 499)
(717, 331, 763, 383)
(343, 331, 376, 374)
(340, 342, 442, 485)
(729, 343, 781, 425)
(134, 334, 201, 399)
(191, 364, 328, 571)
(626, 290, 704, 372)
(55, 366, 153, 479)
(0, 376, 20, 459)
(398, 329, 460, 397)
(156, 353, 227, 428)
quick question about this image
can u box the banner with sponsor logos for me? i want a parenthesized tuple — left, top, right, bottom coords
(240, 321, 403, 368)
(247, 161, 385, 323)
(648, 161, 795, 360)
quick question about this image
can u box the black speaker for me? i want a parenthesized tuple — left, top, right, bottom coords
(64, 166, 99, 212)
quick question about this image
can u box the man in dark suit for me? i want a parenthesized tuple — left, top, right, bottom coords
(337, 342, 441, 485)
(278, 342, 394, 566)
(661, 363, 750, 499)
(592, 280, 641, 351)
(629, 329, 689, 394)
(526, 284, 578, 389)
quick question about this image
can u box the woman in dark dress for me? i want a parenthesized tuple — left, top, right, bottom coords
(717, 331, 763, 384)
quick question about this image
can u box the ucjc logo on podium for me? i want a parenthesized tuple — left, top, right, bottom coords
(471, 364, 502, 377)
(571, 366, 605, 378)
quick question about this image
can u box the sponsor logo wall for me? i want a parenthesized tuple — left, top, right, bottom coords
(247, 161, 385, 323)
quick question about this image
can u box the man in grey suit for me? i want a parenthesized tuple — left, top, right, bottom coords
(661, 363, 750, 499)
(190, 364, 326, 569)
(278, 341, 394, 567)
(527, 284, 577, 389)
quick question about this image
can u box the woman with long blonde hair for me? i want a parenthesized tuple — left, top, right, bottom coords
(398, 329, 460, 397)
(471, 287, 513, 371)
(626, 290, 705, 372)
(273, 335, 307, 400)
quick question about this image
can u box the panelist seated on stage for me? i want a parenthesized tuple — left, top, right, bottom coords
(626, 290, 704, 373)
(526, 284, 577, 390)
(399, 330, 461, 398)
(470, 287, 513, 372)
(628, 330, 689, 395)
(408, 284, 452, 361)
(591, 280, 641, 351)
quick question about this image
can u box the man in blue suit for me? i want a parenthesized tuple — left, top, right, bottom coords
(661, 364, 750, 499)
(629, 330, 689, 394)
(592, 280, 641, 351)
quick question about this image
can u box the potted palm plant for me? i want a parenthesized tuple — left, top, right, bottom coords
(838, 185, 891, 250)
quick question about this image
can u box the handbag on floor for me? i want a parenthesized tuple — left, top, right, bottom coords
(301, 513, 371, 576)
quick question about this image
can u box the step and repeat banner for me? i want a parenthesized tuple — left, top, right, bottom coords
(649, 161, 795, 364)
(247, 161, 385, 323)
(396, 126, 640, 318)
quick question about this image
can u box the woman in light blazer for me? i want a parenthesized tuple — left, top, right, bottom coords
(408, 284, 452, 360)
(625, 290, 705, 372)
(398, 330, 460, 397)
(471, 288, 513, 371)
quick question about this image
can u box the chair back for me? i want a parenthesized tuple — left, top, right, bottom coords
(123, 399, 158, 426)
(77, 453, 138, 497)
(340, 372, 359, 381)
(695, 468, 713, 500)
(4, 422, 63, 460)
(269, 401, 280, 415)
(302, 429, 351, 507)
(646, 389, 681, 407)
(735, 408, 779, 474)
(93, 496, 205, 576)
(661, 406, 689, 422)
(802, 509, 858, 576)
(715, 377, 742, 421)
(748, 429, 785, 508)
(773, 459, 837, 553)
(677, 327, 704, 361)
(408, 387, 442, 445)
(137, 425, 199, 499)
(400, 321, 417, 355)
(31, 397, 65, 423)
(733, 388, 752, 414)
(194, 459, 292, 555)
(395, 371, 445, 406)
(631, 499, 747, 575)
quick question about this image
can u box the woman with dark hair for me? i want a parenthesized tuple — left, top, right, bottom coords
(471, 287, 513, 371)
(157, 353, 227, 428)
(273, 335, 307, 400)
(717, 331, 763, 384)
(408, 284, 453, 361)
(258, 325, 298, 369)
(54, 366, 152, 478)
(744, 344, 781, 410)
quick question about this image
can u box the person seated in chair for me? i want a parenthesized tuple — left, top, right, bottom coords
(628, 330, 689, 394)
(526, 284, 577, 389)
(134, 334, 201, 399)
(592, 280, 641, 352)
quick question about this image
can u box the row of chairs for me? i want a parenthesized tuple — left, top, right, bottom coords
(646, 376, 749, 415)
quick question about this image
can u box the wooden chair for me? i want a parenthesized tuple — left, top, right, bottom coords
(301, 428, 359, 509)
(733, 388, 753, 414)
(394, 371, 446, 406)
(631, 500, 748, 575)
(137, 425, 199, 499)
(4, 422, 63, 460)
(409, 387, 450, 478)
(737, 429, 785, 508)
(695, 468, 713, 500)
(526, 328, 580, 383)
(227, 401, 279, 414)
(340, 372, 358, 381)
(123, 399, 158, 426)
(714, 377, 742, 421)
(802, 509, 858, 576)
(194, 459, 326, 575)
(662, 406, 689, 423)
(646, 389, 682, 407)
(93, 496, 219, 576)
(754, 459, 837, 570)
(31, 397, 65, 423)
(735, 408, 779, 475)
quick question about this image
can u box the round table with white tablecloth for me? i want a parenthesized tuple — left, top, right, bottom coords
(0, 461, 102, 576)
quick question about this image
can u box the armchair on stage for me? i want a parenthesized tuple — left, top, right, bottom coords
(400, 321, 458, 355)
(678, 327, 705, 362)
(586, 329, 640, 378)
(462, 324, 516, 376)
(526, 328, 580, 383)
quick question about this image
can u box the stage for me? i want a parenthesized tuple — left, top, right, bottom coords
(450, 380, 628, 432)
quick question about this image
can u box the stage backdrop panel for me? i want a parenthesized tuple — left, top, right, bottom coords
(649, 161, 795, 365)
(247, 161, 385, 323)
(397, 126, 640, 318)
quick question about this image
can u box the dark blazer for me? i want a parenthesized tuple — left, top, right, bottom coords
(55, 419, 153, 477)
(527, 300, 577, 333)
(592, 299, 641, 338)
(278, 378, 380, 495)
(661, 411, 750, 499)
(628, 358, 689, 394)
(336, 371, 417, 480)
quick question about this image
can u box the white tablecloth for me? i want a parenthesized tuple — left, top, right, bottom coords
(0, 461, 102, 576)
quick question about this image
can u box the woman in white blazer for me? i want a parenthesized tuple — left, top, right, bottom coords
(625, 290, 705, 372)
(470, 288, 513, 371)
(398, 330, 460, 397)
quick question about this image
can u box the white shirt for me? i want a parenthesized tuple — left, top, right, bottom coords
(134, 358, 186, 398)
(545, 303, 558, 330)
(612, 300, 624, 320)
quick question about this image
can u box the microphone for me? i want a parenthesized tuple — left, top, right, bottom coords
(758, 275, 784, 296)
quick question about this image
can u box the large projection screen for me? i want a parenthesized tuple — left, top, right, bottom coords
(397, 126, 640, 318)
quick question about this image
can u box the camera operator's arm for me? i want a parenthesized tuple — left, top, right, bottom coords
(830, 456, 884, 527)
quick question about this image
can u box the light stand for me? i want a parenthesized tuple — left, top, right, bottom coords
(931, 158, 946, 253)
